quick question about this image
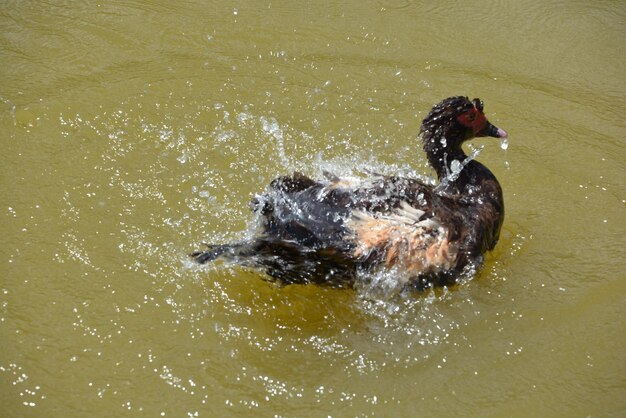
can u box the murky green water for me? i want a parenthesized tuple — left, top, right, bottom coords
(1, 1, 625, 416)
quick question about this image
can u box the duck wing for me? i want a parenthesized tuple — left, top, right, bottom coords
(257, 173, 464, 275)
(342, 176, 465, 280)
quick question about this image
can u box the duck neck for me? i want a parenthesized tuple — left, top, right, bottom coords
(422, 126, 468, 181)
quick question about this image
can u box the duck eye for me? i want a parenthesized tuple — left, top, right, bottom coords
(466, 112, 476, 122)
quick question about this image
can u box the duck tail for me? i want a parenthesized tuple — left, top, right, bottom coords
(189, 242, 250, 264)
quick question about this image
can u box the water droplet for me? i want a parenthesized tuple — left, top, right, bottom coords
(500, 138, 509, 150)
(450, 160, 461, 174)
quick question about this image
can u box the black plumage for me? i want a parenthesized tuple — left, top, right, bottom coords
(191, 96, 508, 290)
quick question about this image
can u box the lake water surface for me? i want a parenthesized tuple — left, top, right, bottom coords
(1, 1, 625, 416)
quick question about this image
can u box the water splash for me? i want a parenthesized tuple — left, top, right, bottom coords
(355, 265, 412, 300)
(434, 145, 484, 193)
(260, 116, 290, 169)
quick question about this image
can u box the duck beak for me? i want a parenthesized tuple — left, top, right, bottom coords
(481, 122, 508, 138)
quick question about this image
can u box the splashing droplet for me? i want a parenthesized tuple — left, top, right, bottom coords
(450, 159, 461, 175)
(435, 146, 484, 192)
(500, 138, 509, 150)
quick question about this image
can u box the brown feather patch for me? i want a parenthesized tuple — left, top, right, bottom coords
(348, 203, 457, 276)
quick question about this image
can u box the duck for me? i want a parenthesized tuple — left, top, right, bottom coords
(191, 96, 508, 290)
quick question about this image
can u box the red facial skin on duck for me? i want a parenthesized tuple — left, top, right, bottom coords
(456, 108, 487, 136)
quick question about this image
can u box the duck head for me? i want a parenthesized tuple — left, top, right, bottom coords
(420, 96, 507, 178)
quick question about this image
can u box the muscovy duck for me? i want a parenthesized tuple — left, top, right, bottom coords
(191, 96, 508, 290)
